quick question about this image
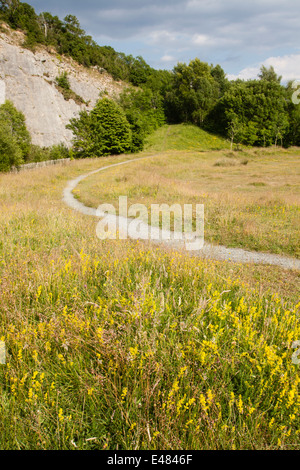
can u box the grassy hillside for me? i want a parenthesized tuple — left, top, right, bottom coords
(143, 124, 230, 153)
(0, 132, 300, 449)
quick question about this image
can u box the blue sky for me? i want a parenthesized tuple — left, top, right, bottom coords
(29, 0, 300, 82)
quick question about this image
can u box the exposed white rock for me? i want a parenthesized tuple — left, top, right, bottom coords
(0, 24, 125, 147)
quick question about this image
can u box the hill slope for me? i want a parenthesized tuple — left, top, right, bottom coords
(143, 124, 230, 152)
(0, 24, 125, 147)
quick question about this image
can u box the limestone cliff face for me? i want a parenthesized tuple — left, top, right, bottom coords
(0, 24, 125, 147)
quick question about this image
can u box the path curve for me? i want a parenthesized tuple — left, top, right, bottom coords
(63, 156, 300, 271)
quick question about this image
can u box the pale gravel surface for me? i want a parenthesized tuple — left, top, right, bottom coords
(63, 156, 300, 271)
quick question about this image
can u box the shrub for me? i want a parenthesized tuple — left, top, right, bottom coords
(26, 143, 70, 162)
(55, 71, 71, 91)
(49, 143, 70, 160)
(67, 97, 132, 158)
(0, 100, 31, 159)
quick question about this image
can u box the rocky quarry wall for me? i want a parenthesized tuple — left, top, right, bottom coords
(0, 24, 124, 148)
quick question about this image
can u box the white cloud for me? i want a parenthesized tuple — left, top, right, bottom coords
(29, 1, 300, 74)
(160, 54, 177, 63)
(228, 54, 300, 83)
(147, 30, 178, 45)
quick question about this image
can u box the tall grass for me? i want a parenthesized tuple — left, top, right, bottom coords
(76, 139, 300, 258)
(0, 143, 299, 450)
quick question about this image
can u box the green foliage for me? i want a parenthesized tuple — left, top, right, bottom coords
(118, 87, 166, 152)
(49, 143, 70, 160)
(0, 100, 31, 170)
(67, 98, 132, 158)
(285, 81, 300, 147)
(55, 72, 85, 104)
(218, 77, 290, 147)
(0, 100, 31, 157)
(164, 58, 227, 127)
(26, 143, 70, 163)
(258, 65, 282, 84)
(127, 55, 152, 87)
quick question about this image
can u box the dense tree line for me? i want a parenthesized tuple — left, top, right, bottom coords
(1, 0, 300, 164)
(162, 60, 300, 149)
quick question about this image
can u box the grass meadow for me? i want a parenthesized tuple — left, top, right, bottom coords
(0, 124, 300, 450)
(77, 124, 300, 258)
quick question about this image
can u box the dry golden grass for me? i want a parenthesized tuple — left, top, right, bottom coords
(76, 147, 300, 258)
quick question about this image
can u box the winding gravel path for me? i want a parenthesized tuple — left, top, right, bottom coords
(63, 156, 300, 271)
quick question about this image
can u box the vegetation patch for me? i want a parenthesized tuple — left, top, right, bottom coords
(75, 125, 300, 258)
(0, 100, 71, 171)
(0, 159, 299, 450)
(55, 72, 86, 105)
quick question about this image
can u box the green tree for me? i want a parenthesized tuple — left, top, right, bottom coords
(211, 64, 229, 96)
(226, 113, 245, 150)
(0, 100, 31, 159)
(67, 97, 132, 158)
(218, 78, 289, 147)
(118, 86, 165, 151)
(55, 71, 70, 90)
(165, 58, 221, 126)
(0, 124, 23, 171)
(0, 0, 19, 14)
(258, 65, 282, 84)
(63, 15, 84, 38)
(128, 55, 152, 87)
(284, 81, 300, 146)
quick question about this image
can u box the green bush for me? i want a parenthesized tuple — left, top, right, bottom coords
(118, 87, 166, 152)
(49, 143, 70, 160)
(0, 100, 31, 159)
(0, 100, 31, 171)
(26, 144, 48, 163)
(26, 143, 70, 162)
(55, 71, 71, 91)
